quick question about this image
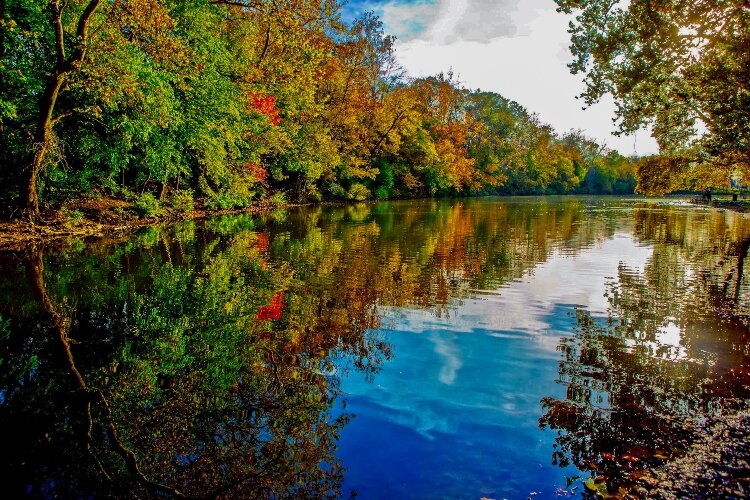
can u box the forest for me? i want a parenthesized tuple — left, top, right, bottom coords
(0, 0, 639, 221)
(556, 0, 749, 195)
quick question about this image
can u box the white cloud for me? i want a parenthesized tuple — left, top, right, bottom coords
(430, 334, 463, 385)
(376, 1, 437, 40)
(379, 0, 523, 42)
(381, 0, 659, 155)
(391, 232, 653, 340)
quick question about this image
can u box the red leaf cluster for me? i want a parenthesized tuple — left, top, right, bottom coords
(249, 93, 281, 126)
(256, 291, 285, 321)
(254, 233, 270, 252)
(244, 162, 269, 182)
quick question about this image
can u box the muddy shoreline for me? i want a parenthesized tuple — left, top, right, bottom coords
(0, 197, 305, 250)
(641, 407, 750, 499)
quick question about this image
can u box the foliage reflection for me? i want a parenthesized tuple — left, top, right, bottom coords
(540, 207, 750, 495)
(3, 199, 748, 496)
(0, 198, 607, 496)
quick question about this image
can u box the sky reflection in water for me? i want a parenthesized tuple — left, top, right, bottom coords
(337, 230, 655, 498)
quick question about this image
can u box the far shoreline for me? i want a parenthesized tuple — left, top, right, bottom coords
(0, 193, 744, 251)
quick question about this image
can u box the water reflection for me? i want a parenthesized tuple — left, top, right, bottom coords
(540, 206, 750, 496)
(0, 198, 748, 497)
(0, 212, 409, 496)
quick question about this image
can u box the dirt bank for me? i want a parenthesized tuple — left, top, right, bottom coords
(0, 196, 292, 250)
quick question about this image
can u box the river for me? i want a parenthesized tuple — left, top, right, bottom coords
(0, 196, 748, 498)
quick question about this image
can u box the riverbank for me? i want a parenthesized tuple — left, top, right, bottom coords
(690, 197, 750, 213)
(0, 196, 292, 250)
(3, 194, 750, 250)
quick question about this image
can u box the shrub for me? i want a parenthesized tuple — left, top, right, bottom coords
(324, 181, 347, 200)
(348, 183, 370, 201)
(61, 208, 84, 226)
(170, 189, 195, 212)
(375, 186, 391, 200)
(270, 191, 287, 206)
(133, 192, 163, 218)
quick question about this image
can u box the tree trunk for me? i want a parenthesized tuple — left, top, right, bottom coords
(734, 237, 750, 302)
(24, 247, 189, 497)
(24, 72, 66, 220)
(22, 0, 101, 222)
(158, 180, 168, 201)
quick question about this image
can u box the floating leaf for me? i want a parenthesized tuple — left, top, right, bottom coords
(584, 478, 598, 492)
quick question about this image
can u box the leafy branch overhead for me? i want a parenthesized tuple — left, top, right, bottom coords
(556, 0, 750, 193)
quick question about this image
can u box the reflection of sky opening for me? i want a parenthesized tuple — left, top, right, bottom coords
(657, 322, 684, 349)
(335, 232, 656, 497)
(643, 321, 690, 362)
(625, 321, 696, 362)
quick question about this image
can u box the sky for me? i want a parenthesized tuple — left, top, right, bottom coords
(343, 0, 659, 155)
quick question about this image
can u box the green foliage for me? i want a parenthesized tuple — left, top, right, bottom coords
(133, 192, 163, 218)
(556, 0, 750, 193)
(202, 186, 254, 210)
(169, 189, 194, 212)
(61, 208, 84, 226)
(324, 181, 348, 200)
(347, 183, 371, 201)
(374, 160, 395, 200)
(269, 191, 287, 206)
(0, 0, 643, 218)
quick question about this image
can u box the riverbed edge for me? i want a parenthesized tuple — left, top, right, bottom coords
(3, 195, 749, 251)
(0, 197, 308, 250)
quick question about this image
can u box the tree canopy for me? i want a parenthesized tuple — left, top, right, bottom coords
(556, 0, 750, 194)
(0, 0, 639, 220)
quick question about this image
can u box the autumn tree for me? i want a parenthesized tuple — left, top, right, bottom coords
(0, 0, 643, 217)
(317, 11, 402, 200)
(3, 0, 101, 219)
(556, 0, 750, 193)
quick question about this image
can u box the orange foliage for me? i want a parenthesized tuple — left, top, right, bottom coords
(244, 162, 269, 182)
(249, 93, 282, 126)
(255, 233, 270, 252)
(110, 0, 187, 66)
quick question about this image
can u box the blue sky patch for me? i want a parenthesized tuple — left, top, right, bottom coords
(341, 0, 437, 40)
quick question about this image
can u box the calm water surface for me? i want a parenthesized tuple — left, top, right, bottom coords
(1, 197, 749, 498)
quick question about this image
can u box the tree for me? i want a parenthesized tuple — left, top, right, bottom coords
(556, 0, 750, 193)
(1, 0, 644, 216)
(19, 0, 101, 220)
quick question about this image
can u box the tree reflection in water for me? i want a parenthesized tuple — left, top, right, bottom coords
(0, 198, 603, 496)
(540, 207, 750, 495)
(4, 199, 749, 496)
(0, 232, 389, 497)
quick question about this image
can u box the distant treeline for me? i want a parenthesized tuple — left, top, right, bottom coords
(0, 0, 638, 219)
